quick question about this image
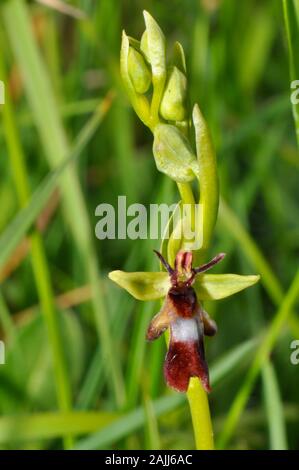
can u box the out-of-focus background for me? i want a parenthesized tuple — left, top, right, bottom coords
(0, 0, 299, 450)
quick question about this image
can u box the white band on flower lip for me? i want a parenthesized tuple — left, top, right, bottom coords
(171, 317, 199, 342)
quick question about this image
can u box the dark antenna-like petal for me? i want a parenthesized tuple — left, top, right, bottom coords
(153, 250, 174, 275)
(193, 253, 226, 275)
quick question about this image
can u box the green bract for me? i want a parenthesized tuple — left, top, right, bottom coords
(193, 104, 219, 251)
(160, 66, 187, 121)
(153, 123, 199, 182)
(109, 269, 260, 302)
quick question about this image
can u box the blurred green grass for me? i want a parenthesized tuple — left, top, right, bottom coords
(0, 0, 298, 450)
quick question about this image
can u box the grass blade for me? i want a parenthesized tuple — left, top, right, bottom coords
(262, 360, 288, 450)
(217, 267, 299, 448)
(0, 100, 110, 269)
(2, 0, 125, 406)
(283, 0, 299, 145)
(0, 411, 118, 444)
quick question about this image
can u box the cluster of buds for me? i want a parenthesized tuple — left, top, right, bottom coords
(121, 11, 200, 184)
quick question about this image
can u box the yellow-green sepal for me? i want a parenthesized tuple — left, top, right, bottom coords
(108, 270, 170, 300)
(194, 273, 260, 300)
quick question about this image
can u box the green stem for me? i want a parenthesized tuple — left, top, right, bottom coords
(187, 378, 214, 449)
(177, 182, 195, 205)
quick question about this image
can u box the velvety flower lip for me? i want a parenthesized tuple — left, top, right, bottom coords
(109, 249, 260, 393)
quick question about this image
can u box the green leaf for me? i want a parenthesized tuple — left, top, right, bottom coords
(0, 411, 118, 443)
(153, 123, 199, 182)
(262, 360, 288, 450)
(194, 273, 260, 300)
(108, 271, 170, 300)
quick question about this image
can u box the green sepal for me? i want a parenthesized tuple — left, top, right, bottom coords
(108, 270, 170, 300)
(194, 273, 260, 300)
(109, 270, 260, 302)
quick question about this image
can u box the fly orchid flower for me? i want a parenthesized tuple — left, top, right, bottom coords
(147, 250, 224, 393)
(109, 251, 259, 393)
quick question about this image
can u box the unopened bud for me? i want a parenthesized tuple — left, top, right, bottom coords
(128, 47, 151, 94)
(141, 11, 166, 82)
(160, 66, 187, 121)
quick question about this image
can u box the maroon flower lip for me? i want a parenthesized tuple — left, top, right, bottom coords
(146, 250, 225, 393)
(165, 338, 210, 393)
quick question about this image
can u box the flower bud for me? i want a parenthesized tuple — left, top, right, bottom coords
(160, 66, 187, 121)
(120, 30, 150, 125)
(128, 47, 151, 94)
(153, 124, 199, 182)
(141, 11, 166, 82)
